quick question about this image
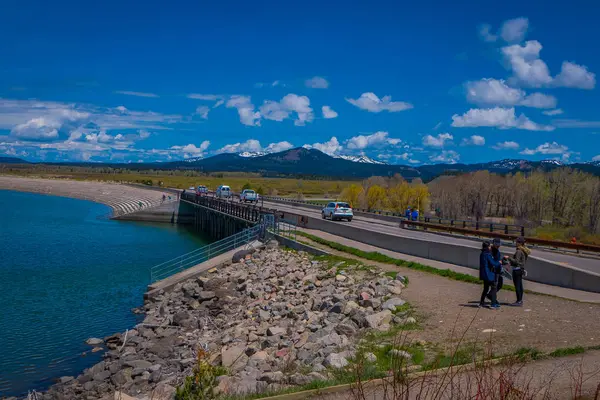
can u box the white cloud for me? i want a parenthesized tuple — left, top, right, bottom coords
(461, 135, 486, 146)
(451, 107, 554, 131)
(11, 117, 61, 140)
(500, 17, 529, 43)
(429, 150, 460, 164)
(465, 78, 556, 109)
(303, 137, 343, 156)
(520, 141, 568, 155)
(422, 133, 453, 148)
(187, 94, 220, 101)
(542, 109, 564, 116)
(346, 131, 401, 150)
(226, 96, 261, 126)
(502, 41, 596, 89)
(195, 106, 210, 119)
(170, 141, 211, 158)
(305, 76, 329, 89)
(492, 141, 520, 150)
(346, 93, 413, 113)
(115, 90, 159, 98)
(479, 24, 497, 42)
(265, 141, 294, 153)
(322, 106, 338, 119)
(259, 101, 289, 122)
(552, 119, 600, 128)
(592, 155, 600, 162)
(281, 94, 314, 126)
(217, 139, 262, 154)
(554, 61, 596, 89)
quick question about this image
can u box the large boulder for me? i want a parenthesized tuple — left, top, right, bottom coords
(365, 310, 393, 331)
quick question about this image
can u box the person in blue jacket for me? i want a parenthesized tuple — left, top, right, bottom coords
(405, 207, 412, 220)
(411, 208, 419, 222)
(479, 241, 502, 309)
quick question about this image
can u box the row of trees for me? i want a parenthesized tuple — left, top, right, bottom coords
(428, 169, 600, 234)
(340, 174, 430, 212)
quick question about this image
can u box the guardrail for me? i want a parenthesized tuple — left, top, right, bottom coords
(401, 220, 600, 254)
(181, 192, 270, 223)
(150, 224, 264, 282)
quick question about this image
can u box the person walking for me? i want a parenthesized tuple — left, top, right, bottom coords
(162, 194, 166, 203)
(479, 241, 502, 309)
(491, 238, 504, 294)
(505, 236, 530, 306)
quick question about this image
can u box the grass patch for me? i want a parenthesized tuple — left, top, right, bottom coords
(548, 346, 586, 358)
(513, 347, 544, 361)
(297, 231, 499, 288)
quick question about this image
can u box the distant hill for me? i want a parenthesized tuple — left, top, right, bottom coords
(0, 156, 29, 164)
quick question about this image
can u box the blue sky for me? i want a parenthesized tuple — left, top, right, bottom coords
(1, 0, 599, 165)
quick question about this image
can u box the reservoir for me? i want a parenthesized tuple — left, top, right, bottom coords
(0, 190, 208, 397)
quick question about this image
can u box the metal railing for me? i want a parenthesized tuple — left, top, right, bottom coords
(181, 192, 273, 223)
(150, 223, 264, 283)
(271, 219, 298, 241)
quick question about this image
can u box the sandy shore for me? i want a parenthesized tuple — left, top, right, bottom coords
(0, 176, 171, 217)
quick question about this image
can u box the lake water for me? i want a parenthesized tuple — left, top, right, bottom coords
(0, 190, 209, 397)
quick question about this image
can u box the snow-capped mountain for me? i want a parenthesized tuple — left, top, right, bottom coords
(486, 159, 526, 170)
(183, 156, 204, 163)
(336, 155, 387, 165)
(540, 159, 564, 166)
(238, 151, 267, 158)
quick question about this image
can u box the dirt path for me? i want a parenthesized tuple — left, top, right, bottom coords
(298, 229, 600, 356)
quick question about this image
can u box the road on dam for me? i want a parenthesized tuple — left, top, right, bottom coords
(260, 200, 600, 275)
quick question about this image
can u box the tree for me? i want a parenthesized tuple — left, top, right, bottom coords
(367, 185, 387, 211)
(340, 184, 363, 208)
(242, 182, 252, 191)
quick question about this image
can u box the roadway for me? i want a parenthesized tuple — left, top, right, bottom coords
(260, 200, 600, 275)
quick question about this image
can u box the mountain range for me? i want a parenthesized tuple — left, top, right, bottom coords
(1, 148, 599, 181)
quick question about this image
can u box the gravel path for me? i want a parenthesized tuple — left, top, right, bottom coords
(0, 176, 171, 217)
(299, 229, 600, 356)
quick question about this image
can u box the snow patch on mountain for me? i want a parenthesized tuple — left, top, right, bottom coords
(336, 155, 387, 165)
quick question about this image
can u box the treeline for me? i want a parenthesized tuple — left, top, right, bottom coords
(340, 174, 430, 212)
(428, 169, 600, 234)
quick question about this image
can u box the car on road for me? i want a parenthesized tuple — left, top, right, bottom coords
(322, 201, 353, 221)
(216, 185, 232, 199)
(240, 189, 259, 203)
(195, 185, 208, 196)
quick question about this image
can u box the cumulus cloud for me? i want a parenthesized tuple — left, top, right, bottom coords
(259, 101, 289, 122)
(195, 106, 210, 119)
(542, 109, 564, 116)
(322, 106, 338, 119)
(216, 139, 293, 155)
(259, 94, 314, 126)
(500, 17, 529, 43)
(11, 117, 61, 140)
(554, 61, 596, 89)
(170, 141, 211, 158)
(422, 133, 453, 148)
(465, 78, 556, 109)
(115, 90, 159, 98)
(520, 142, 571, 160)
(461, 135, 486, 146)
(305, 76, 329, 89)
(226, 96, 261, 126)
(479, 24, 498, 42)
(451, 107, 554, 131)
(593, 155, 600, 162)
(303, 137, 343, 156)
(502, 41, 596, 89)
(346, 93, 413, 113)
(429, 150, 460, 164)
(346, 131, 401, 150)
(492, 141, 520, 150)
(265, 141, 294, 153)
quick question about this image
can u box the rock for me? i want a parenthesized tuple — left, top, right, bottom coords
(260, 371, 284, 384)
(335, 275, 347, 282)
(387, 285, 403, 295)
(123, 360, 153, 370)
(328, 303, 343, 314)
(111, 369, 132, 386)
(113, 392, 136, 400)
(172, 311, 191, 326)
(405, 317, 417, 324)
(221, 343, 247, 368)
(85, 338, 103, 346)
(389, 349, 412, 361)
(93, 370, 111, 382)
(267, 326, 286, 336)
(365, 310, 392, 331)
(382, 298, 406, 311)
(91, 347, 103, 353)
(58, 376, 74, 384)
(335, 324, 356, 336)
(249, 351, 269, 362)
(365, 352, 377, 363)
(233, 249, 253, 263)
(344, 301, 359, 314)
(199, 291, 216, 301)
(149, 369, 162, 383)
(324, 353, 349, 369)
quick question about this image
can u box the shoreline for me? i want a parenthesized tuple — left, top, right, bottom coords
(0, 176, 168, 217)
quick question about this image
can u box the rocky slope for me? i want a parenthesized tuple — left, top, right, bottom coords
(37, 242, 408, 400)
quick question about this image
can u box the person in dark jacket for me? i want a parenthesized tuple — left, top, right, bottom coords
(505, 236, 530, 306)
(405, 207, 412, 220)
(479, 241, 502, 309)
(411, 209, 419, 221)
(491, 238, 504, 293)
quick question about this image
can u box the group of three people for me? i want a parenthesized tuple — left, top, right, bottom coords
(479, 236, 531, 309)
(404, 207, 419, 221)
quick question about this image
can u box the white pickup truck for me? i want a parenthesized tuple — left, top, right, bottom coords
(240, 189, 259, 203)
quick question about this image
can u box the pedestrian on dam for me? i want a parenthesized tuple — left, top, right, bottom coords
(491, 238, 504, 293)
(411, 208, 419, 222)
(505, 236, 530, 306)
(405, 207, 412, 220)
(479, 241, 502, 309)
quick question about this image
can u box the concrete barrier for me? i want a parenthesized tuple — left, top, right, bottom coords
(274, 234, 329, 256)
(115, 201, 192, 224)
(278, 210, 600, 294)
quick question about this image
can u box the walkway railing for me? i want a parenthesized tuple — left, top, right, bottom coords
(181, 192, 272, 223)
(150, 223, 264, 283)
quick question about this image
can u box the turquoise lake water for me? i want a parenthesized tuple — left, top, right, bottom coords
(0, 190, 209, 397)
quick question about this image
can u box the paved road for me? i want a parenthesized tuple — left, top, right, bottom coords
(261, 200, 600, 275)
